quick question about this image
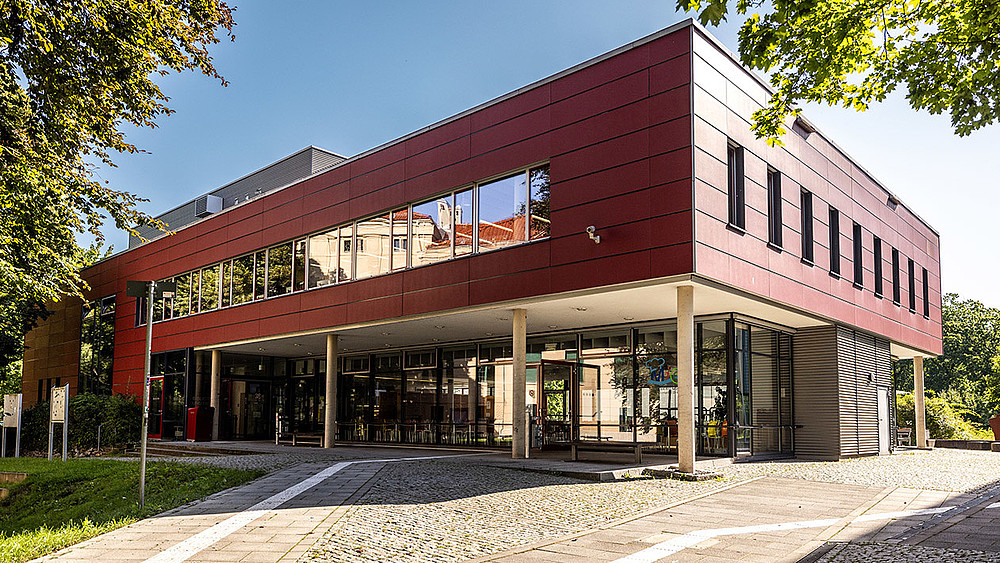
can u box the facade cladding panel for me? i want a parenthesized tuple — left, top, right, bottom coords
(20, 22, 943, 460)
(690, 29, 942, 356)
(52, 25, 697, 399)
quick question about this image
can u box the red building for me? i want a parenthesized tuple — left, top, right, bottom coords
(23, 20, 941, 466)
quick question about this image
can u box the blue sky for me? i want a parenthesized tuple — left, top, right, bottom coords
(96, 2, 1000, 308)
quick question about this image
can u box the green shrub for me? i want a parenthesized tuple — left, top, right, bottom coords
(18, 393, 141, 453)
(896, 392, 990, 440)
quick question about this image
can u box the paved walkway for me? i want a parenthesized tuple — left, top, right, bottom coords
(29, 447, 1000, 563)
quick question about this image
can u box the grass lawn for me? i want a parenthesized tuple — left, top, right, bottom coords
(0, 458, 265, 563)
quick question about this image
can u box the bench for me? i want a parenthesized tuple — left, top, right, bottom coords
(570, 440, 642, 464)
(896, 427, 912, 447)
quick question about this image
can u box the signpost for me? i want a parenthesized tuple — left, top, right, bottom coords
(2, 393, 21, 458)
(127, 279, 175, 508)
(48, 384, 69, 461)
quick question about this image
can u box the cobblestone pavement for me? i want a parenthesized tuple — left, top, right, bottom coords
(305, 449, 1000, 563)
(815, 542, 1000, 563)
(38, 446, 1000, 562)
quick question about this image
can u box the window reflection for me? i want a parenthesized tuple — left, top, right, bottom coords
(355, 214, 391, 279)
(200, 264, 220, 311)
(391, 209, 407, 270)
(454, 188, 474, 256)
(267, 243, 292, 297)
(293, 239, 306, 292)
(174, 272, 191, 317)
(308, 229, 339, 288)
(411, 197, 452, 266)
(529, 166, 550, 239)
(232, 254, 254, 305)
(254, 250, 266, 300)
(477, 173, 527, 251)
(222, 261, 232, 307)
(339, 225, 353, 282)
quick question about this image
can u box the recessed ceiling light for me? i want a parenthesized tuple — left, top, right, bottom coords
(384, 343, 391, 347)
(573, 307, 588, 312)
(293, 343, 301, 347)
(258, 347, 266, 352)
(306, 351, 313, 356)
(548, 325, 559, 329)
(497, 317, 509, 321)
(381, 331, 391, 336)
(485, 332, 494, 337)
(434, 325, 446, 329)
(432, 338, 440, 342)
(623, 317, 635, 321)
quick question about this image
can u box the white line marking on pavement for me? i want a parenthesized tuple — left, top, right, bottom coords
(611, 505, 957, 563)
(142, 453, 488, 563)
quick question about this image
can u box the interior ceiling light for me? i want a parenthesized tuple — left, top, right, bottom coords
(497, 317, 509, 321)
(258, 347, 265, 351)
(434, 325, 446, 329)
(623, 317, 635, 321)
(293, 343, 301, 347)
(381, 331, 391, 336)
(573, 307, 588, 312)
(485, 332, 494, 337)
(548, 325, 559, 329)
(432, 338, 440, 342)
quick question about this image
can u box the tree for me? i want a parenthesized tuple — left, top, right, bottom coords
(0, 1, 235, 374)
(677, 0, 1000, 143)
(894, 293, 1000, 424)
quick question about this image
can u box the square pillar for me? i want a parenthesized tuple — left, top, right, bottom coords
(676, 285, 696, 473)
(914, 355, 926, 448)
(512, 309, 527, 459)
(325, 334, 338, 448)
(210, 350, 221, 440)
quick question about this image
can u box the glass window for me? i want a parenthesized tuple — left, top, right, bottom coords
(829, 207, 841, 275)
(343, 355, 370, 373)
(191, 270, 202, 313)
(293, 239, 307, 292)
(174, 272, 191, 317)
(254, 250, 266, 300)
(355, 214, 391, 279)
(581, 330, 630, 356)
(923, 267, 930, 318)
(853, 223, 863, 287)
(222, 260, 232, 307)
(637, 325, 678, 354)
(79, 296, 115, 395)
(441, 347, 475, 443)
(339, 225, 353, 282)
(873, 236, 883, 296)
(767, 168, 782, 247)
(404, 369, 437, 425)
(727, 142, 745, 229)
(529, 166, 550, 240)
(411, 197, 452, 266)
(200, 264, 220, 311)
(267, 242, 293, 297)
(477, 173, 527, 251)
(232, 254, 254, 305)
(391, 209, 408, 270)
(308, 229, 339, 288)
(454, 188, 474, 256)
(405, 349, 437, 369)
(800, 189, 814, 262)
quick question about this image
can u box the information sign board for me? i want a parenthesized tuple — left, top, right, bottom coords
(3, 394, 20, 427)
(50, 386, 67, 423)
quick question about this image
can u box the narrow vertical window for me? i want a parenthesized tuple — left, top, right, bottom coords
(891, 247, 900, 304)
(767, 168, 782, 247)
(922, 268, 930, 318)
(852, 223, 863, 287)
(908, 258, 916, 312)
(727, 142, 745, 229)
(873, 236, 883, 297)
(800, 189, 813, 263)
(828, 207, 840, 275)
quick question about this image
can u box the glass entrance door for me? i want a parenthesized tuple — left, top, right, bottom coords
(148, 377, 163, 439)
(539, 362, 573, 446)
(229, 380, 271, 439)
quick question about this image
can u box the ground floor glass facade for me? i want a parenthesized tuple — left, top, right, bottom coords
(152, 314, 794, 457)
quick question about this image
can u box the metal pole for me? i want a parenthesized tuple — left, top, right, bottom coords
(14, 394, 20, 458)
(62, 384, 68, 462)
(139, 281, 155, 508)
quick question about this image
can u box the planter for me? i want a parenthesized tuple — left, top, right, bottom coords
(990, 415, 1000, 441)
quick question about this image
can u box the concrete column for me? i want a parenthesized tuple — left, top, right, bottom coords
(676, 285, 696, 474)
(512, 309, 527, 459)
(194, 352, 204, 406)
(210, 350, 221, 440)
(914, 355, 927, 448)
(324, 334, 338, 448)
